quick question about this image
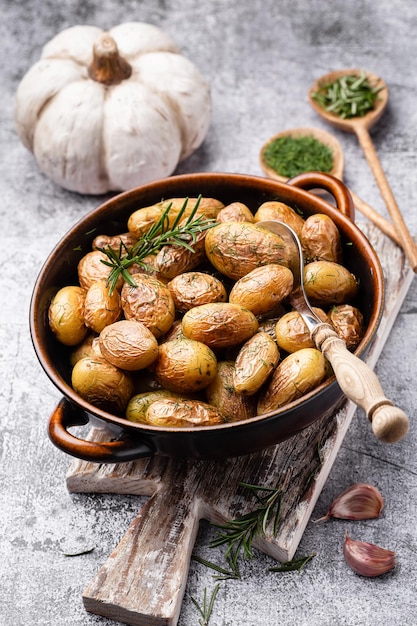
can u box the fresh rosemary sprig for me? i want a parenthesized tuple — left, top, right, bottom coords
(99, 195, 215, 294)
(311, 70, 384, 119)
(208, 479, 288, 565)
(191, 584, 220, 626)
(269, 552, 317, 573)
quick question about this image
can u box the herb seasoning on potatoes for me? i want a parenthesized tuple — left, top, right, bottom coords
(49, 196, 365, 425)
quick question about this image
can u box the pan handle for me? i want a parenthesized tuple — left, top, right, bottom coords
(288, 172, 355, 221)
(48, 398, 154, 463)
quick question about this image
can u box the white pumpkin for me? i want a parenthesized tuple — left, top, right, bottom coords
(14, 22, 211, 194)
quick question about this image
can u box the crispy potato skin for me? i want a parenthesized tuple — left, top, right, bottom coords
(146, 397, 226, 427)
(182, 302, 259, 348)
(168, 271, 227, 313)
(71, 357, 134, 413)
(303, 261, 358, 306)
(48, 285, 88, 346)
(126, 390, 184, 423)
(83, 280, 122, 333)
(328, 304, 365, 351)
(216, 202, 254, 223)
(253, 201, 305, 237)
(121, 274, 175, 338)
(233, 332, 280, 395)
(99, 320, 159, 371)
(257, 348, 328, 414)
(301, 214, 342, 263)
(204, 221, 294, 280)
(153, 337, 217, 393)
(229, 264, 293, 316)
(205, 361, 258, 420)
(275, 307, 328, 353)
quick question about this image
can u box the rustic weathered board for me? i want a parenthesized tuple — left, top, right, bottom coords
(66, 223, 414, 626)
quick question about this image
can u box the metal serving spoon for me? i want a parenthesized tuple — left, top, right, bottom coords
(308, 69, 417, 271)
(259, 220, 409, 443)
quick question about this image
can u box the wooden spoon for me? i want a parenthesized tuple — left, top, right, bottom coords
(308, 69, 417, 271)
(259, 127, 401, 246)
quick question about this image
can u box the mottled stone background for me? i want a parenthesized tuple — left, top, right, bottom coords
(1, 1, 416, 625)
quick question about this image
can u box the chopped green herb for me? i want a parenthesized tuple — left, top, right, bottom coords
(262, 135, 334, 178)
(311, 70, 384, 119)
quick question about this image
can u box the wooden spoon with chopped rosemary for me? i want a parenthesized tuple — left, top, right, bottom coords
(309, 68, 417, 272)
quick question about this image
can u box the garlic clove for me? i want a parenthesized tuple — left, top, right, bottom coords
(343, 532, 396, 577)
(315, 482, 384, 522)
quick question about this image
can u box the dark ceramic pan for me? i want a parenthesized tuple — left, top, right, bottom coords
(30, 172, 384, 463)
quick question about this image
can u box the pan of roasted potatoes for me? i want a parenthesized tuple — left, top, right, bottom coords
(30, 172, 384, 462)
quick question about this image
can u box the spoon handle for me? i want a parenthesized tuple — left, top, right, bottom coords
(354, 124, 417, 271)
(312, 323, 409, 443)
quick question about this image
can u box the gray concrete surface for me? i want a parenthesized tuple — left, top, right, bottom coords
(1, 1, 417, 625)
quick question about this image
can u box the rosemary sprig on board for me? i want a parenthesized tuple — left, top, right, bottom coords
(311, 70, 384, 119)
(99, 195, 215, 294)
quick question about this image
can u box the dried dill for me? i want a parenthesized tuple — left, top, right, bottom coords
(262, 134, 334, 178)
(311, 70, 384, 119)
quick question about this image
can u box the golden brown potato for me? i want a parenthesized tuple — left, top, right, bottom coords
(216, 202, 254, 223)
(77, 250, 121, 291)
(99, 320, 159, 371)
(127, 197, 224, 238)
(121, 274, 175, 338)
(71, 357, 134, 413)
(204, 221, 295, 280)
(303, 261, 358, 306)
(301, 214, 342, 263)
(168, 271, 227, 313)
(92, 231, 138, 252)
(182, 302, 259, 349)
(126, 390, 184, 423)
(153, 337, 217, 393)
(69, 333, 101, 366)
(48, 285, 88, 346)
(205, 361, 257, 421)
(83, 280, 122, 333)
(328, 304, 365, 351)
(257, 348, 328, 414)
(253, 201, 305, 237)
(229, 264, 293, 316)
(275, 307, 329, 353)
(126, 254, 170, 284)
(234, 332, 280, 395)
(154, 227, 208, 279)
(146, 397, 226, 427)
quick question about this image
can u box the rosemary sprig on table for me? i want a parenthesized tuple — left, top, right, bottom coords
(99, 195, 215, 294)
(311, 70, 384, 119)
(191, 584, 220, 626)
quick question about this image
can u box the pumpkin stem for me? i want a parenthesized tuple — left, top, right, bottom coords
(88, 33, 132, 85)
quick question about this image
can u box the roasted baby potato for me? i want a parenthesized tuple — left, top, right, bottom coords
(257, 348, 328, 414)
(83, 279, 122, 333)
(92, 231, 138, 252)
(216, 202, 254, 223)
(146, 397, 226, 427)
(99, 319, 159, 371)
(126, 390, 184, 423)
(182, 302, 259, 349)
(48, 285, 88, 346)
(234, 332, 280, 395)
(328, 304, 365, 351)
(154, 228, 208, 279)
(78, 250, 121, 291)
(153, 337, 217, 393)
(205, 360, 258, 421)
(301, 214, 342, 263)
(229, 264, 293, 316)
(303, 261, 358, 306)
(253, 201, 305, 237)
(168, 271, 227, 313)
(71, 356, 134, 413)
(121, 273, 175, 338)
(204, 221, 295, 280)
(275, 307, 329, 353)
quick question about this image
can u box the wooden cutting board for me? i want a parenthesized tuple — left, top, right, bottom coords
(66, 223, 414, 626)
